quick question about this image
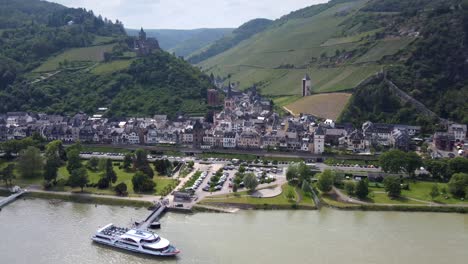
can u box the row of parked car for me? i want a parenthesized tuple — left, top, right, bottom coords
(185, 171, 209, 192)
(203, 172, 229, 192)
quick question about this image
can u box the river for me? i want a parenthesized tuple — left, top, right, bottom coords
(0, 198, 467, 264)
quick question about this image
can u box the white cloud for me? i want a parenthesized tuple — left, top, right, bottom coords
(52, 0, 329, 29)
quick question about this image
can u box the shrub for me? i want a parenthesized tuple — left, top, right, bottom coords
(115, 182, 128, 196)
(97, 177, 110, 189)
(344, 181, 355, 195)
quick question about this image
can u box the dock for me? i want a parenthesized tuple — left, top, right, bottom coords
(137, 203, 167, 230)
(0, 189, 27, 209)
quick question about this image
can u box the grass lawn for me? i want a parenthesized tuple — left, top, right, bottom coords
(401, 181, 468, 205)
(1, 159, 177, 196)
(56, 164, 178, 196)
(366, 192, 425, 205)
(202, 184, 315, 207)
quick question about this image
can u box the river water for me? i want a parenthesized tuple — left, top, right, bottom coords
(0, 199, 467, 264)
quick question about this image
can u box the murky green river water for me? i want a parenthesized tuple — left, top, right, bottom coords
(0, 198, 467, 264)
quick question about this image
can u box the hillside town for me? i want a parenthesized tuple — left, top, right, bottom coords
(1, 86, 466, 157)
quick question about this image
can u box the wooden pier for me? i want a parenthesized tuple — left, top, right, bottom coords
(0, 189, 27, 209)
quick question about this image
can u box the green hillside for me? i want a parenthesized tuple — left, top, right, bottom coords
(198, 0, 413, 96)
(0, 0, 213, 117)
(340, 0, 468, 127)
(188, 18, 273, 64)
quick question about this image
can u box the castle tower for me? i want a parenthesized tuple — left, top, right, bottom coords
(139, 27, 147, 41)
(302, 74, 311, 97)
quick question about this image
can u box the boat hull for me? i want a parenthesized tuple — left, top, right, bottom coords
(92, 237, 180, 257)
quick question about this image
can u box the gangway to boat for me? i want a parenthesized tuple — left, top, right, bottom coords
(0, 188, 27, 209)
(137, 203, 167, 230)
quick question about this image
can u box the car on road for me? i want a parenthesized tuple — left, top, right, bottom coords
(214, 185, 222, 191)
(202, 185, 210, 192)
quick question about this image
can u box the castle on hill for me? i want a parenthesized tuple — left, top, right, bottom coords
(134, 28, 160, 56)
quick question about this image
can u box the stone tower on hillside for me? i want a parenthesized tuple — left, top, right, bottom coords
(134, 28, 160, 56)
(302, 74, 311, 97)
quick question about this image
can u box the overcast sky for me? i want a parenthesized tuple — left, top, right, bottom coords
(52, 0, 328, 29)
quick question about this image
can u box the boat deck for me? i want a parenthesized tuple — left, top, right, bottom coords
(99, 225, 129, 238)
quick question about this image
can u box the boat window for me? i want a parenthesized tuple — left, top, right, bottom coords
(122, 238, 137, 243)
(142, 237, 160, 243)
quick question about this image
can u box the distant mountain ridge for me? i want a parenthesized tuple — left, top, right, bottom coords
(126, 28, 233, 57)
(187, 18, 273, 64)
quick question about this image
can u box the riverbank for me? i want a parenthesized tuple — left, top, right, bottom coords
(320, 193, 468, 214)
(199, 184, 317, 210)
(0, 188, 154, 208)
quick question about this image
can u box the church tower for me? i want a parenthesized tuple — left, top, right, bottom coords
(302, 74, 311, 97)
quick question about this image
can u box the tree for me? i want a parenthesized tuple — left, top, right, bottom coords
(132, 171, 155, 193)
(429, 184, 439, 200)
(286, 163, 299, 185)
(355, 179, 369, 199)
(97, 177, 109, 189)
(383, 177, 401, 198)
(123, 153, 133, 170)
(448, 157, 468, 174)
(134, 149, 154, 177)
(98, 158, 107, 171)
(154, 159, 171, 176)
(106, 159, 117, 184)
(67, 141, 83, 153)
(402, 152, 422, 177)
(286, 162, 313, 187)
(425, 159, 449, 179)
(317, 169, 335, 192)
(1, 164, 16, 187)
(286, 188, 295, 201)
(87, 157, 99, 171)
(344, 181, 355, 195)
(45, 140, 66, 162)
(69, 167, 88, 192)
(379, 150, 405, 174)
(134, 149, 148, 168)
(66, 149, 82, 174)
(243, 173, 258, 192)
(43, 154, 60, 184)
(17, 146, 43, 179)
(187, 160, 194, 168)
(115, 182, 128, 196)
(448, 173, 468, 198)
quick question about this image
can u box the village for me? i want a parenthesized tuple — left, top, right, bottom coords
(0, 81, 466, 158)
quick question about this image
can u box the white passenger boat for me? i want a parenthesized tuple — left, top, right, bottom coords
(92, 224, 180, 256)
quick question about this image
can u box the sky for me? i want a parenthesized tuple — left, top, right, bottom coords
(51, 0, 329, 29)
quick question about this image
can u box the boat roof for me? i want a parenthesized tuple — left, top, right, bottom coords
(144, 238, 170, 250)
(121, 229, 158, 241)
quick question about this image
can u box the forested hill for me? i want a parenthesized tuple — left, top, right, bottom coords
(0, 0, 213, 118)
(0, 0, 125, 87)
(339, 0, 468, 127)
